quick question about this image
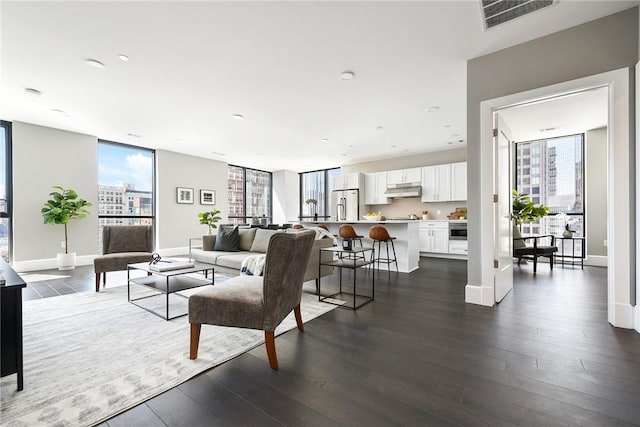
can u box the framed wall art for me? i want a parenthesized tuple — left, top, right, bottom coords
(200, 189, 216, 205)
(176, 187, 194, 204)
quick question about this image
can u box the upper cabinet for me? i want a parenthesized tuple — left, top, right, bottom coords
(450, 162, 467, 201)
(364, 172, 390, 205)
(387, 168, 421, 186)
(421, 164, 451, 202)
(421, 162, 466, 202)
(333, 173, 363, 190)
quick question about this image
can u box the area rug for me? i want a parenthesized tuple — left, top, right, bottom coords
(0, 280, 335, 427)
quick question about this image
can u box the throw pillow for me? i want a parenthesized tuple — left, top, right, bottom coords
(250, 228, 282, 253)
(214, 225, 240, 252)
(238, 228, 257, 251)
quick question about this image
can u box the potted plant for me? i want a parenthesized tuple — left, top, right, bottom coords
(198, 208, 222, 234)
(511, 189, 549, 229)
(41, 186, 92, 270)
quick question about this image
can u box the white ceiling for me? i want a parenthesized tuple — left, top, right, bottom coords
(1, 1, 636, 172)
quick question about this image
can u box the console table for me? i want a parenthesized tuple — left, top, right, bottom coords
(0, 259, 26, 391)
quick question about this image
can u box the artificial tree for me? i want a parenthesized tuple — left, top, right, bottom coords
(41, 186, 93, 255)
(511, 189, 549, 228)
(198, 208, 222, 234)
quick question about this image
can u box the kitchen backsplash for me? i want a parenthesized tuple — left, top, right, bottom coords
(365, 198, 466, 220)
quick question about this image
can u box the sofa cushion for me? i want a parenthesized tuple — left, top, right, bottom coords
(190, 250, 230, 265)
(238, 228, 257, 251)
(214, 225, 240, 252)
(216, 252, 260, 270)
(250, 229, 282, 253)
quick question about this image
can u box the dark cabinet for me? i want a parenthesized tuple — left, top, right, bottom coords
(0, 259, 26, 391)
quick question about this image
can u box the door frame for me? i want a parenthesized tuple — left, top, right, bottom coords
(466, 68, 635, 330)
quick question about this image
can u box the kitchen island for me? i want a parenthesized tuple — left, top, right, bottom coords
(299, 220, 420, 273)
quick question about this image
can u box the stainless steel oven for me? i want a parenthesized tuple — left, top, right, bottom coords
(449, 222, 467, 240)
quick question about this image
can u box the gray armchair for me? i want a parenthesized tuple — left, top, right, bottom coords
(188, 230, 315, 370)
(94, 225, 154, 292)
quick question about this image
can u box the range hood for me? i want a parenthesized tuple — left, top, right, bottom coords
(383, 185, 422, 198)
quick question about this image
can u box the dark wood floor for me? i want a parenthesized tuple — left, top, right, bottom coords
(22, 259, 640, 426)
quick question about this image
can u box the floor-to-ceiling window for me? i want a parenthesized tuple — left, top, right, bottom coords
(97, 140, 155, 250)
(227, 165, 272, 225)
(515, 134, 585, 255)
(299, 167, 340, 220)
(0, 121, 12, 261)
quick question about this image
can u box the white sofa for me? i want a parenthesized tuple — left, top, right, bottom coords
(189, 227, 335, 285)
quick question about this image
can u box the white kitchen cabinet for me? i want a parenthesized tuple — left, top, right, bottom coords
(333, 173, 362, 190)
(421, 164, 451, 202)
(364, 172, 390, 205)
(387, 168, 421, 186)
(450, 162, 467, 201)
(419, 221, 449, 253)
(448, 240, 468, 255)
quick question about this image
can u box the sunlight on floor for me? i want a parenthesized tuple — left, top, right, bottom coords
(20, 273, 71, 283)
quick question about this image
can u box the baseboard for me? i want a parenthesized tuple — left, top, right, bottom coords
(465, 284, 494, 307)
(13, 255, 96, 273)
(634, 305, 640, 333)
(584, 255, 608, 267)
(421, 253, 467, 260)
(611, 303, 634, 329)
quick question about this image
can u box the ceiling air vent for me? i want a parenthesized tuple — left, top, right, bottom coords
(481, 0, 555, 29)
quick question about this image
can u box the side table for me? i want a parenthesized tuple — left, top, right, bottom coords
(554, 236, 585, 269)
(318, 246, 374, 310)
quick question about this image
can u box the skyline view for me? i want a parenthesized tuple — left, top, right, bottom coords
(98, 143, 153, 191)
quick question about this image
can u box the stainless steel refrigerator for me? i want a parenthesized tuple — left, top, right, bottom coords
(331, 189, 360, 221)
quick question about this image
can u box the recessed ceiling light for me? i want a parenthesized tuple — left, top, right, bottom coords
(24, 88, 42, 97)
(376, 126, 383, 131)
(390, 145, 397, 149)
(340, 153, 347, 156)
(85, 58, 106, 69)
(539, 127, 557, 132)
(127, 133, 141, 138)
(51, 109, 67, 116)
(448, 141, 454, 145)
(174, 138, 183, 142)
(444, 124, 451, 128)
(426, 106, 440, 113)
(232, 114, 244, 120)
(211, 151, 226, 156)
(450, 134, 460, 139)
(339, 71, 355, 80)
(321, 138, 328, 143)
(118, 54, 129, 62)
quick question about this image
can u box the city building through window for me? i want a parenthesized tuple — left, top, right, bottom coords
(97, 141, 154, 250)
(0, 121, 11, 261)
(515, 134, 584, 255)
(299, 168, 340, 220)
(227, 165, 272, 225)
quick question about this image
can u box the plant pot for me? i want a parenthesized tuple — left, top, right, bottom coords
(422, 215, 429, 220)
(57, 252, 76, 270)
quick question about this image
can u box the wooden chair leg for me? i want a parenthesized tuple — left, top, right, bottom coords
(103, 272, 107, 286)
(189, 323, 201, 360)
(294, 303, 304, 332)
(265, 331, 278, 370)
(533, 255, 538, 273)
(95, 273, 101, 292)
(550, 255, 554, 270)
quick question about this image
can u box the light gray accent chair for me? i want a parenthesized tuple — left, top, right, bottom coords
(189, 230, 315, 370)
(94, 225, 154, 292)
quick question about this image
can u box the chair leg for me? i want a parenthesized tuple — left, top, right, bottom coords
(95, 273, 101, 292)
(294, 303, 304, 332)
(533, 255, 538, 273)
(265, 331, 278, 370)
(550, 255, 554, 270)
(189, 323, 201, 360)
(315, 278, 319, 295)
(390, 239, 398, 273)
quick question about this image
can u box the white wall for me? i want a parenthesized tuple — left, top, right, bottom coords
(12, 122, 99, 270)
(466, 8, 637, 329)
(585, 127, 608, 260)
(156, 150, 229, 253)
(272, 169, 298, 224)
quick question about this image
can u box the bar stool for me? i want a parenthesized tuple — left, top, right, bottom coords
(316, 224, 329, 231)
(369, 225, 398, 274)
(338, 224, 365, 260)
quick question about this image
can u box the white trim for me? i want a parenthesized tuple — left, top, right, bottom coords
(613, 303, 634, 329)
(473, 68, 632, 328)
(634, 305, 640, 333)
(13, 255, 96, 273)
(584, 255, 608, 267)
(465, 283, 494, 306)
